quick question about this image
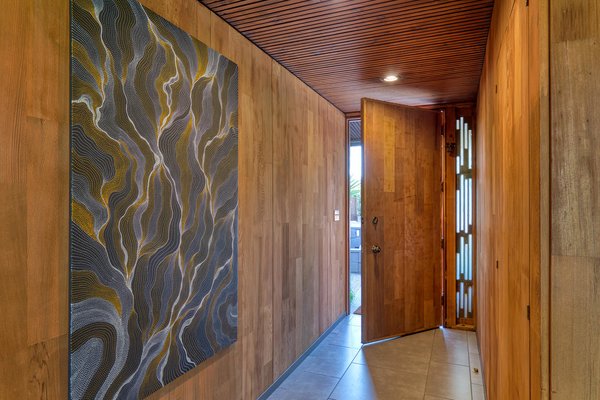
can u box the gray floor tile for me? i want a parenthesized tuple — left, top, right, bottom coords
(298, 354, 355, 378)
(471, 383, 486, 400)
(353, 332, 433, 375)
(425, 361, 472, 400)
(467, 332, 479, 355)
(432, 332, 470, 366)
(329, 362, 426, 400)
(468, 352, 483, 385)
(322, 321, 363, 349)
(279, 370, 339, 398)
(468, 352, 479, 366)
(435, 328, 468, 343)
(431, 347, 470, 366)
(267, 319, 483, 400)
(268, 387, 328, 400)
(310, 342, 360, 361)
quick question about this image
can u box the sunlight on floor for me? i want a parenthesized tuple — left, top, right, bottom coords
(267, 315, 485, 400)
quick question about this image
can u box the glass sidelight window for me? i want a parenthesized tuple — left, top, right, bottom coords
(455, 116, 474, 322)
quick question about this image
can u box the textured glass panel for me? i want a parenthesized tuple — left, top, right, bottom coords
(456, 293, 460, 318)
(455, 115, 474, 321)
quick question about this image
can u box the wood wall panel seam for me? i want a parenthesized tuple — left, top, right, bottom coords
(199, 2, 345, 115)
(0, 0, 346, 399)
(475, 0, 544, 398)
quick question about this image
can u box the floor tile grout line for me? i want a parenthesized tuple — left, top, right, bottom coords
(349, 359, 431, 376)
(322, 317, 363, 400)
(292, 366, 350, 380)
(292, 340, 361, 379)
(325, 362, 349, 399)
(279, 323, 480, 400)
(272, 316, 359, 399)
(423, 329, 437, 398)
(431, 360, 471, 367)
(321, 343, 362, 350)
(356, 328, 436, 376)
(309, 339, 362, 355)
(468, 332, 474, 400)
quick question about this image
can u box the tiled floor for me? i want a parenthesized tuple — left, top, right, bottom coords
(267, 315, 486, 400)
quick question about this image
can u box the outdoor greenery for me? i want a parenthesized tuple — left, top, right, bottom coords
(350, 176, 361, 217)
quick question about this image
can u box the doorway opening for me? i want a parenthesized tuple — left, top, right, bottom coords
(348, 118, 362, 315)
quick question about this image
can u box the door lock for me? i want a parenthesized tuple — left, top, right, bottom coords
(371, 245, 381, 254)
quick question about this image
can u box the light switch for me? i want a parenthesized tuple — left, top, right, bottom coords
(334, 209, 340, 221)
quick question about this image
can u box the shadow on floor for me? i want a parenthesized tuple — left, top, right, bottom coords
(266, 315, 486, 400)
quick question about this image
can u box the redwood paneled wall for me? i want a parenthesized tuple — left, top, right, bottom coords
(0, 1, 346, 399)
(475, 0, 544, 398)
(549, 0, 600, 398)
(477, 0, 600, 398)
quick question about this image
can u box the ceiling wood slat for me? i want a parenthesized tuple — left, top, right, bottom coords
(266, 24, 491, 59)
(233, 1, 452, 31)
(201, 0, 494, 112)
(242, 2, 491, 37)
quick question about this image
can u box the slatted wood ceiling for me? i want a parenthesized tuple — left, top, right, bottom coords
(200, 0, 494, 113)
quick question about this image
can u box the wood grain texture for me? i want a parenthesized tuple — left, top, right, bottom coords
(0, 0, 345, 398)
(200, 0, 494, 112)
(272, 65, 346, 378)
(475, 0, 541, 398)
(0, 0, 70, 399)
(443, 107, 457, 328)
(528, 0, 550, 398)
(550, 0, 600, 397)
(361, 99, 442, 343)
(550, 256, 600, 399)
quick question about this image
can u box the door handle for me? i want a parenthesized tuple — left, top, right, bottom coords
(371, 245, 381, 254)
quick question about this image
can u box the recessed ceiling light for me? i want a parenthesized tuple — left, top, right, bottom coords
(382, 75, 399, 82)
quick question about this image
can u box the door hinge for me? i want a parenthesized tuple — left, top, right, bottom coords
(526, 0, 529, 6)
(441, 181, 444, 192)
(441, 238, 445, 249)
(526, 305, 531, 320)
(441, 294, 445, 305)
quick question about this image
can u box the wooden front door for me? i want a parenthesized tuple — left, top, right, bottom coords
(361, 98, 443, 343)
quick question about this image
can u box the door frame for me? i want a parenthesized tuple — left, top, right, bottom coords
(350, 102, 481, 332)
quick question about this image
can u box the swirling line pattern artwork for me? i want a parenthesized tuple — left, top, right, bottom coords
(70, 0, 238, 398)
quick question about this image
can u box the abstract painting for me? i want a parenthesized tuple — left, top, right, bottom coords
(70, 0, 238, 398)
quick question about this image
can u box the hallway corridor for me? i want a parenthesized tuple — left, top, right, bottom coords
(267, 315, 485, 400)
(6, 0, 597, 397)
